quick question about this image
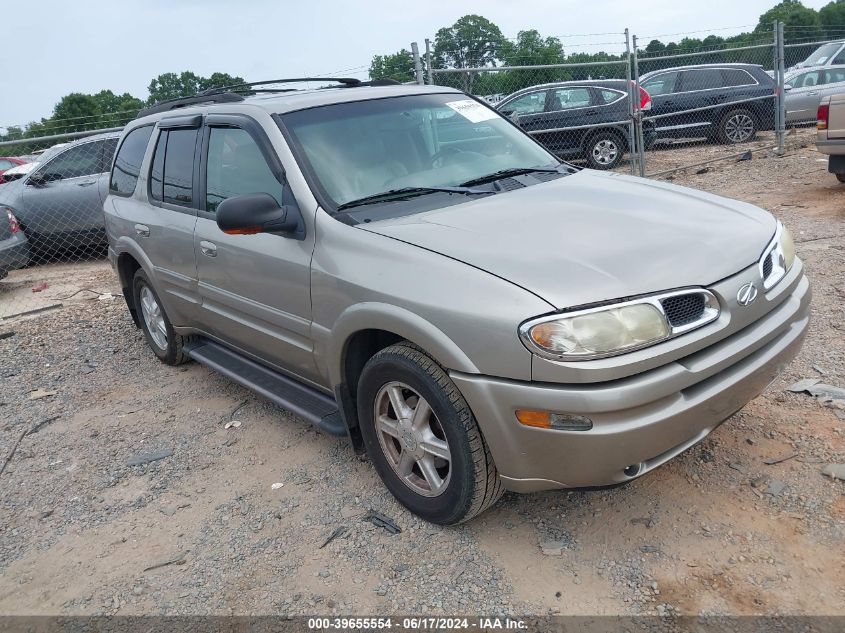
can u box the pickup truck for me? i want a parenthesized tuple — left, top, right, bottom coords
(816, 92, 845, 183)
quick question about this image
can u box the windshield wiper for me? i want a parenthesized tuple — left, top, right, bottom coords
(336, 186, 488, 211)
(459, 167, 562, 187)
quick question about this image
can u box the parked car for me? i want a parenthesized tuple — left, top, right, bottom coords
(497, 80, 655, 169)
(784, 66, 845, 124)
(789, 40, 845, 72)
(0, 207, 29, 280)
(639, 63, 776, 144)
(0, 144, 69, 185)
(816, 92, 845, 183)
(0, 132, 119, 255)
(105, 79, 808, 525)
(0, 157, 27, 184)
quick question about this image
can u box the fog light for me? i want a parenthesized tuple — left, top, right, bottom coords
(515, 410, 593, 431)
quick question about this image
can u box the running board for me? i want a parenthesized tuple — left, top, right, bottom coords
(185, 339, 346, 437)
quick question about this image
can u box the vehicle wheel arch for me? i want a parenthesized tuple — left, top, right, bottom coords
(327, 305, 480, 451)
(113, 239, 156, 327)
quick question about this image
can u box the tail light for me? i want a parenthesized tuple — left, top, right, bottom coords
(632, 82, 652, 111)
(5, 208, 20, 234)
(818, 103, 829, 130)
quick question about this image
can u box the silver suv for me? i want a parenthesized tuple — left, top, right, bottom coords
(104, 78, 810, 525)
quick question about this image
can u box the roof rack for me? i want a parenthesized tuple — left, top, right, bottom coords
(135, 77, 404, 119)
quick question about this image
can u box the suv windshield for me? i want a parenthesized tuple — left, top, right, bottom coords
(279, 93, 559, 212)
(801, 42, 842, 67)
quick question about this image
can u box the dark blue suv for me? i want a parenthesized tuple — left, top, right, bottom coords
(639, 63, 776, 145)
(496, 80, 655, 170)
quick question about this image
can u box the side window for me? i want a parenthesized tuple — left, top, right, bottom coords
(205, 127, 284, 214)
(37, 141, 103, 180)
(832, 48, 845, 65)
(504, 91, 547, 115)
(642, 71, 679, 96)
(793, 70, 821, 88)
(825, 68, 845, 84)
(549, 88, 592, 110)
(722, 69, 756, 87)
(599, 89, 624, 104)
(162, 128, 198, 207)
(110, 126, 154, 195)
(680, 69, 723, 91)
(149, 131, 167, 203)
(0, 160, 13, 170)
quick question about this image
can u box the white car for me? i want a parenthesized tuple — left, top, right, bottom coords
(789, 40, 845, 72)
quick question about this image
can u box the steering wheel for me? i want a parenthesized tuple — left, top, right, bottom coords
(430, 146, 465, 168)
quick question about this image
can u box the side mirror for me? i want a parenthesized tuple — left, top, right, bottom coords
(500, 109, 514, 116)
(783, 84, 793, 91)
(216, 193, 301, 236)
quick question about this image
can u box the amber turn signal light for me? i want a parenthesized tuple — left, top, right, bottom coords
(515, 409, 593, 431)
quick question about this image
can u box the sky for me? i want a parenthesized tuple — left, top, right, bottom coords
(0, 0, 832, 127)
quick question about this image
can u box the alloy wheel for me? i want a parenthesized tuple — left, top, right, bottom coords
(592, 139, 619, 165)
(139, 285, 168, 350)
(374, 381, 452, 497)
(725, 113, 755, 143)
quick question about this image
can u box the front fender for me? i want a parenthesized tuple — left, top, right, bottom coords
(320, 302, 480, 388)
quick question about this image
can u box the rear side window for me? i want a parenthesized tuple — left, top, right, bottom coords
(680, 69, 724, 91)
(205, 127, 284, 213)
(826, 68, 845, 84)
(599, 89, 624, 104)
(722, 69, 757, 87)
(162, 128, 198, 207)
(110, 126, 153, 195)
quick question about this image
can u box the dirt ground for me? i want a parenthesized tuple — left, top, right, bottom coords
(0, 141, 843, 618)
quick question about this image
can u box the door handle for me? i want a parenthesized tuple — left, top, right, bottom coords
(200, 240, 217, 257)
(134, 224, 150, 237)
(808, 91, 819, 95)
(77, 180, 96, 187)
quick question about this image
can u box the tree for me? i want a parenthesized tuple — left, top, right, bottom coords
(820, 0, 845, 37)
(369, 50, 415, 83)
(433, 15, 506, 91)
(145, 71, 245, 105)
(498, 30, 567, 91)
(757, 0, 823, 41)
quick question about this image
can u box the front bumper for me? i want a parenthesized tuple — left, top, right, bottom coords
(452, 270, 811, 492)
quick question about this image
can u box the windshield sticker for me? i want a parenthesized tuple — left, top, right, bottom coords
(445, 100, 498, 123)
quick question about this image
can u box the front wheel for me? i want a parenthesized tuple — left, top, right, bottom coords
(718, 109, 757, 144)
(357, 343, 503, 525)
(585, 131, 625, 169)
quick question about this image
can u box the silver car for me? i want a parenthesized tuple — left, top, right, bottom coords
(104, 80, 810, 525)
(785, 65, 845, 124)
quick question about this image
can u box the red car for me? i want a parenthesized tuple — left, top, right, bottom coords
(0, 157, 27, 184)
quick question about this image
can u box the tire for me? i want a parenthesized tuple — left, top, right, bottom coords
(718, 109, 758, 144)
(357, 342, 503, 525)
(836, 173, 845, 184)
(584, 131, 625, 170)
(132, 268, 192, 365)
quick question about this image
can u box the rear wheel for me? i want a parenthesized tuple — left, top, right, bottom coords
(357, 343, 503, 525)
(132, 269, 192, 365)
(718, 109, 757, 144)
(836, 173, 845, 184)
(585, 131, 625, 170)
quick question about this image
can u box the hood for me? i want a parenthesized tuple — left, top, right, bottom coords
(361, 170, 776, 310)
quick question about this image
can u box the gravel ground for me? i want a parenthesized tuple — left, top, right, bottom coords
(0, 140, 843, 617)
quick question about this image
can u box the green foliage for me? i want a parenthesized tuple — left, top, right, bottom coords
(758, 0, 824, 41)
(146, 71, 245, 105)
(432, 15, 507, 91)
(820, 0, 845, 38)
(369, 50, 415, 83)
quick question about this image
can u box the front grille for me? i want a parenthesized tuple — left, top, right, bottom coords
(660, 294, 706, 327)
(762, 252, 773, 280)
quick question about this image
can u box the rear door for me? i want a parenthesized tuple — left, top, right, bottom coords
(540, 86, 599, 154)
(192, 114, 320, 384)
(785, 69, 824, 123)
(674, 68, 726, 136)
(21, 138, 110, 246)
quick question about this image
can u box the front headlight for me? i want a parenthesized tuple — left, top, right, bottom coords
(760, 222, 796, 290)
(520, 289, 720, 361)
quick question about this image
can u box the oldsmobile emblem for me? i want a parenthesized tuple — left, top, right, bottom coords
(736, 282, 758, 306)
